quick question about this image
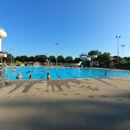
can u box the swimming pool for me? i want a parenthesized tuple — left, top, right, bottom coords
(3, 66, 130, 80)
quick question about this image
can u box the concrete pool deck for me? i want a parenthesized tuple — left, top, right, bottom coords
(0, 78, 130, 130)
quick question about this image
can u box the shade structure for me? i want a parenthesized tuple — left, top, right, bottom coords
(0, 51, 7, 58)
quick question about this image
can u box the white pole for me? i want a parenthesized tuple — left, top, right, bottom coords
(55, 43, 58, 67)
(116, 36, 121, 63)
(0, 39, 2, 51)
(123, 45, 125, 58)
(122, 46, 123, 58)
(10, 49, 13, 66)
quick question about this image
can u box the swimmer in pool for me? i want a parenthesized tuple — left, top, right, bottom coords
(105, 71, 108, 76)
(17, 73, 22, 79)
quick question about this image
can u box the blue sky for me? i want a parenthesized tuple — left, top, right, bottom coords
(0, 0, 130, 59)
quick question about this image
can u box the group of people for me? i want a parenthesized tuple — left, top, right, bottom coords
(16, 73, 32, 79)
(16, 72, 50, 80)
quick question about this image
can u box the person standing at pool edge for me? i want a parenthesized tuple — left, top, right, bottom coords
(47, 73, 50, 80)
(110, 61, 115, 69)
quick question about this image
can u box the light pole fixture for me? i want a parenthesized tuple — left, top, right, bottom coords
(55, 43, 58, 67)
(115, 36, 121, 63)
(121, 45, 125, 59)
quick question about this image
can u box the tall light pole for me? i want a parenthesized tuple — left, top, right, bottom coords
(10, 49, 13, 66)
(121, 45, 125, 59)
(115, 36, 121, 63)
(55, 43, 58, 67)
(46, 53, 48, 65)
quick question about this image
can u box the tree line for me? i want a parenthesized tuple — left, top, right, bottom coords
(3, 50, 130, 65)
(4, 53, 81, 64)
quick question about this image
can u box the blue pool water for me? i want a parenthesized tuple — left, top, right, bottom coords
(3, 67, 130, 80)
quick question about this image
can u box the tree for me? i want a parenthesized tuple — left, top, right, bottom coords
(5, 53, 12, 63)
(49, 55, 55, 63)
(28, 56, 35, 62)
(97, 52, 111, 65)
(88, 50, 102, 56)
(41, 55, 47, 62)
(57, 55, 65, 63)
(15, 55, 28, 62)
(125, 57, 130, 63)
(15, 56, 21, 62)
(65, 56, 73, 63)
(35, 55, 42, 62)
(74, 57, 81, 63)
(35, 55, 46, 62)
(21, 55, 29, 62)
(4, 53, 15, 65)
